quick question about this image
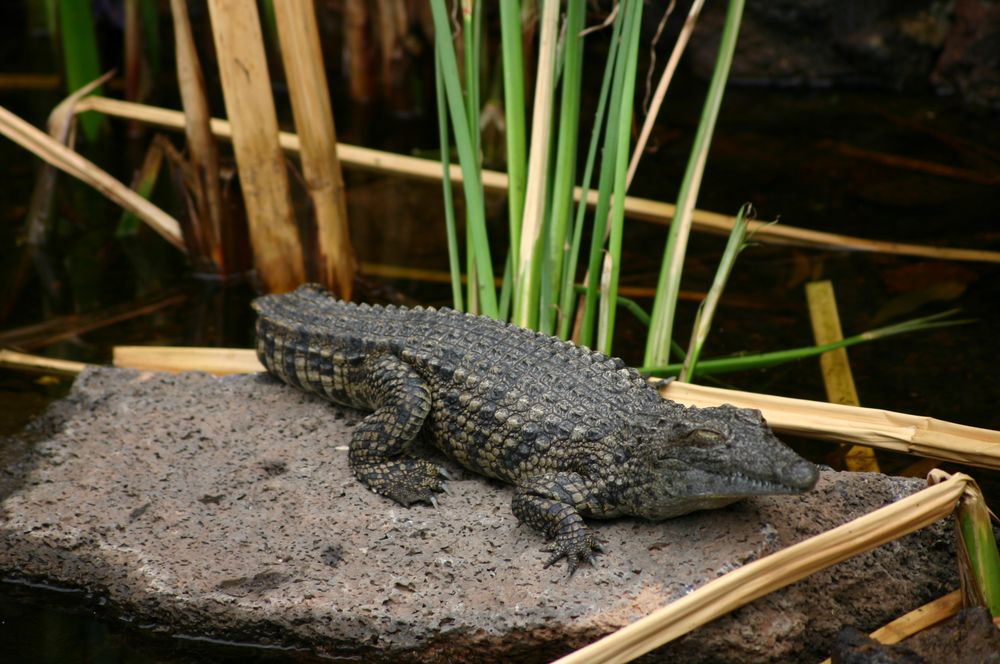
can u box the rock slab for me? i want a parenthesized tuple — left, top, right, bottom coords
(0, 368, 957, 661)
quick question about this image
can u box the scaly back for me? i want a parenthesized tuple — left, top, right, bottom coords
(252, 284, 664, 434)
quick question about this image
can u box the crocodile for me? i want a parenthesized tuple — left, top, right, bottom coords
(252, 284, 819, 571)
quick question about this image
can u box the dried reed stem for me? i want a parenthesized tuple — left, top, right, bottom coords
(806, 280, 880, 472)
(817, 590, 963, 663)
(0, 104, 184, 250)
(206, 0, 305, 293)
(0, 349, 90, 376)
(513, 0, 559, 328)
(74, 97, 1000, 264)
(170, 0, 225, 267)
(112, 346, 263, 375)
(274, 0, 355, 299)
(626, 0, 704, 187)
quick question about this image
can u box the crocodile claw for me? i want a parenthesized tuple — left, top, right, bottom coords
(542, 531, 604, 575)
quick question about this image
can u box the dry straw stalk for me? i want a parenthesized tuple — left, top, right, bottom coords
(112, 346, 263, 375)
(72, 97, 1000, 265)
(866, 589, 963, 644)
(169, 0, 225, 265)
(513, 0, 559, 327)
(274, 1, 355, 299)
(205, 0, 305, 292)
(0, 349, 90, 376)
(806, 280, 880, 472)
(0, 104, 184, 250)
(816, 590, 963, 664)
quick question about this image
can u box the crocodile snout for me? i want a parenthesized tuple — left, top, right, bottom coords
(783, 458, 820, 491)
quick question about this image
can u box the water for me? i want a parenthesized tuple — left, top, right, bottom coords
(0, 578, 339, 663)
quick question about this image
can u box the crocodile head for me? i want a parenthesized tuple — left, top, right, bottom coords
(625, 403, 819, 520)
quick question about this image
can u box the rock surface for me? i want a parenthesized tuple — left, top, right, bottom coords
(0, 368, 957, 662)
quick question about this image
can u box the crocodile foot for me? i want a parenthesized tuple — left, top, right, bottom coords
(542, 530, 604, 575)
(353, 458, 446, 506)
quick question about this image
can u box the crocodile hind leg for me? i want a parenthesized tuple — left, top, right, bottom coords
(512, 473, 604, 574)
(349, 354, 443, 506)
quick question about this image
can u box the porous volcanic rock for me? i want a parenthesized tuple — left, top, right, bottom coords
(0, 368, 957, 662)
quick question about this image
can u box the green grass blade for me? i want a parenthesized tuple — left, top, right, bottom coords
(430, 0, 497, 317)
(557, 14, 624, 341)
(540, 0, 585, 336)
(498, 250, 513, 321)
(462, 1, 483, 311)
(643, 0, 745, 367)
(513, 0, 561, 330)
(434, 44, 464, 311)
(679, 202, 752, 381)
(640, 310, 972, 376)
(462, 0, 482, 163)
(956, 483, 1000, 616)
(579, 128, 618, 347)
(498, 0, 527, 277)
(580, 8, 635, 348)
(57, 0, 104, 141)
(598, 1, 644, 355)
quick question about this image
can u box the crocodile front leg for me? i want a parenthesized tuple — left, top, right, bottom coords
(348, 353, 443, 506)
(512, 473, 604, 573)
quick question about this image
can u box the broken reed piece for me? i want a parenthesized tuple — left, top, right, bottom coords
(112, 346, 263, 375)
(813, 590, 964, 664)
(805, 279, 880, 473)
(169, 0, 225, 269)
(865, 590, 964, 645)
(0, 349, 90, 376)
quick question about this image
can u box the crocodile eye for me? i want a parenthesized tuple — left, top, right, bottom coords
(688, 428, 725, 448)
